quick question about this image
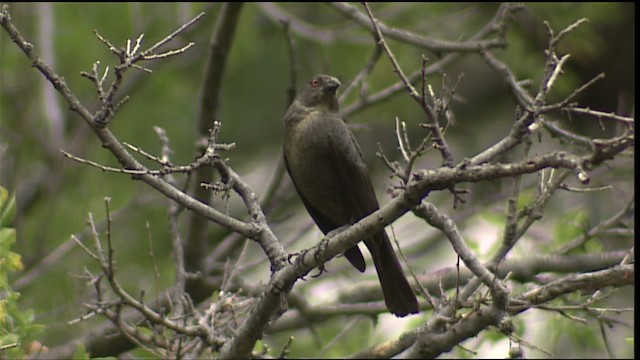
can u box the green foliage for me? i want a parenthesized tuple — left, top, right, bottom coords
(551, 209, 590, 250)
(0, 187, 44, 359)
(548, 312, 603, 353)
(515, 189, 535, 212)
(71, 343, 90, 360)
(0, 187, 16, 229)
(269, 316, 378, 358)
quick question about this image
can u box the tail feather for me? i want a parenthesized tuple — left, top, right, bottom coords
(366, 232, 419, 317)
(344, 245, 366, 272)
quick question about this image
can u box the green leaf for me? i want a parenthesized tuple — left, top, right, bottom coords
(0, 187, 7, 206)
(22, 323, 45, 343)
(72, 343, 91, 360)
(0, 333, 19, 347)
(0, 187, 16, 228)
(484, 328, 505, 343)
(7, 251, 23, 272)
(0, 228, 17, 247)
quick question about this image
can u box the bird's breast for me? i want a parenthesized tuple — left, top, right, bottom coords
(286, 110, 339, 160)
(284, 111, 353, 215)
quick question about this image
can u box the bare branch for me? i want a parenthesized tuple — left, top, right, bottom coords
(362, 2, 420, 102)
(562, 106, 635, 124)
(330, 2, 507, 53)
(512, 265, 634, 313)
(339, 43, 383, 103)
(413, 201, 509, 299)
(142, 12, 205, 56)
(257, 3, 340, 44)
(2, 3, 633, 359)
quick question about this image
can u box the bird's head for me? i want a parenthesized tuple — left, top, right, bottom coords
(296, 74, 341, 111)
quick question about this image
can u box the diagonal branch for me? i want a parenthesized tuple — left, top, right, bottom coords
(330, 2, 507, 53)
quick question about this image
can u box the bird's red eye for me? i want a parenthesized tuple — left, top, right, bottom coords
(310, 79, 320, 87)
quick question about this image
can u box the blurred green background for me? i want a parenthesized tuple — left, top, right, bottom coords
(0, 3, 634, 358)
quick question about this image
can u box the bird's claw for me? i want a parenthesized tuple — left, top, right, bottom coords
(287, 237, 334, 279)
(288, 248, 315, 281)
(288, 249, 311, 267)
(287, 251, 300, 265)
(310, 263, 328, 278)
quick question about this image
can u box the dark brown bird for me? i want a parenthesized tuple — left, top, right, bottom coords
(283, 74, 419, 317)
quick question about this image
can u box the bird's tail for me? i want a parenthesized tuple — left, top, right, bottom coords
(367, 232, 419, 317)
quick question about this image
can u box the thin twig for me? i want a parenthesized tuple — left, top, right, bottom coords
(142, 12, 205, 56)
(362, 2, 420, 102)
(339, 43, 383, 103)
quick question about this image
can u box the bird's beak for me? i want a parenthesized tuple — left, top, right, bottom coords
(322, 77, 341, 93)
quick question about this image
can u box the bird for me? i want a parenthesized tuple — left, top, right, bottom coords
(282, 74, 419, 317)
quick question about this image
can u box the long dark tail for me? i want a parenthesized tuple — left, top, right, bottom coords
(366, 232, 419, 317)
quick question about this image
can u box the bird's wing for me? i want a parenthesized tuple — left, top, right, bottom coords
(284, 149, 367, 272)
(326, 114, 381, 216)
